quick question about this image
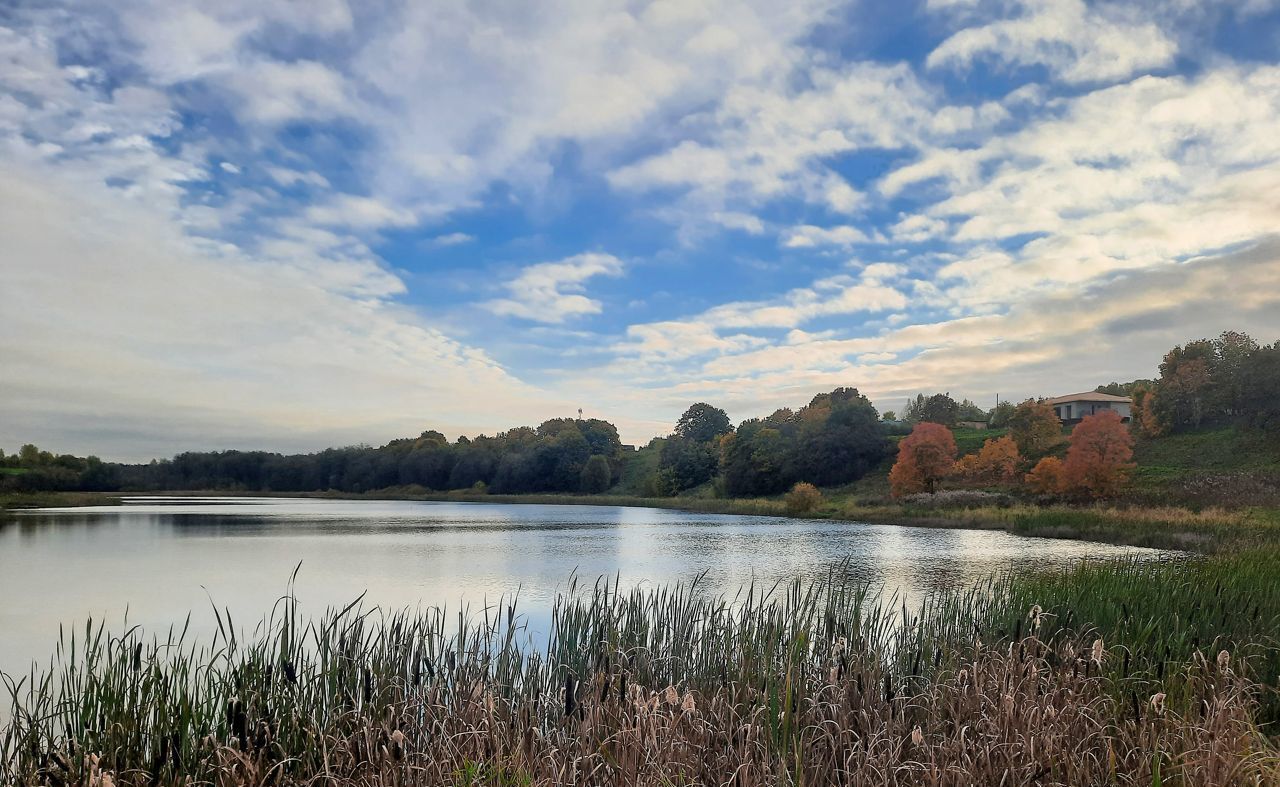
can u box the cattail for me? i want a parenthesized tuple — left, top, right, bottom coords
(833, 637, 847, 658)
(910, 725, 924, 746)
(681, 692, 696, 713)
(664, 685, 680, 706)
(390, 729, 406, 761)
(1091, 638, 1105, 664)
(100, 775, 115, 787)
(957, 668, 969, 686)
(1216, 649, 1230, 672)
(1029, 604, 1042, 632)
(1150, 692, 1166, 715)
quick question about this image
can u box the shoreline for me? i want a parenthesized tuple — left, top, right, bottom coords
(6, 487, 1272, 553)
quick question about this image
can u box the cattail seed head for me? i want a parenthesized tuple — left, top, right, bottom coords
(681, 692, 696, 713)
(1091, 638, 1105, 664)
(664, 685, 679, 706)
(1150, 692, 1166, 715)
(1216, 650, 1230, 672)
(910, 725, 924, 746)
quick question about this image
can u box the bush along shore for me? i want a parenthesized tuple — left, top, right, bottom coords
(4, 555, 1279, 786)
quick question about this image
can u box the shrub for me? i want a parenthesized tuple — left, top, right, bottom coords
(784, 482, 823, 515)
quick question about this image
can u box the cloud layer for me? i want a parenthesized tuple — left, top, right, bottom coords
(2, 0, 1279, 457)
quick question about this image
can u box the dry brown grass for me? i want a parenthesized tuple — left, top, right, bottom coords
(46, 640, 1278, 787)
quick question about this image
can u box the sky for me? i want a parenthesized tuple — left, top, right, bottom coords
(2, 0, 1280, 461)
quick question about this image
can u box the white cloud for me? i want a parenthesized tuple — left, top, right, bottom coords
(223, 59, 354, 124)
(609, 62, 936, 216)
(265, 166, 330, 188)
(0, 158, 561, 460)
(782, 224, 869, 248)
(305, 194, 418, 230)
(428, 232, 474, 247)
(889, 214, 948, 242)
(485, 253, 625, 324)
(585, 241, 1280, 424)
(710, 211, 766, 234)
(927, 0, 1178, 84)
(897, 65, 1280, 307)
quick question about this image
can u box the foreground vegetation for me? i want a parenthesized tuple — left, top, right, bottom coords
(4, 551, 1279, 785)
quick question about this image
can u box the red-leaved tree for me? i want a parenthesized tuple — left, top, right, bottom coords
(890, 422, 957, 496)
(1061, 411, 1135, 499)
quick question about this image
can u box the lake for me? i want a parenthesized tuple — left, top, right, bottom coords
(0, 497, 1169, 676)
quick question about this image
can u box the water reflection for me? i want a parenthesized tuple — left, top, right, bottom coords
(1, 498, 1169, 676)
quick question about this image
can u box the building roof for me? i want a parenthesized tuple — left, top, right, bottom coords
(1047, 391, 1132, 405)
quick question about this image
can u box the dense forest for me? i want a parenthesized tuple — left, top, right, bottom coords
(4, 330, 1276, 499)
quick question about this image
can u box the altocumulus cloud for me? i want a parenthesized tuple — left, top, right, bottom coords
(485, 254, 625, 324)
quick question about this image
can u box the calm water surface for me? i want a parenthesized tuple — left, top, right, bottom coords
(0, 497, 1169, 675)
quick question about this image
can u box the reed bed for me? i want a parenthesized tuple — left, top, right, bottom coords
(3, 560, 1278, 786)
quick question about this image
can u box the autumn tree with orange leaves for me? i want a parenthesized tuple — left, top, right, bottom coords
(890, 422, 957, 496)
(1061, 410, 1134, 498)
(954, 435, 1022, 486)
(1025, 456, 1065, 495)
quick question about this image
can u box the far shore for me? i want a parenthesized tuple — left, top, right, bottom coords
(5, 487, 1273, 554)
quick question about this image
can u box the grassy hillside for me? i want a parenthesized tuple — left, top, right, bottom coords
(610, 440, 663, 496)
(1133, 425, 1280, 481)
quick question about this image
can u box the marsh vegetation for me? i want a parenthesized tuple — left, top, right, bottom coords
(4, 550, 1278, 785)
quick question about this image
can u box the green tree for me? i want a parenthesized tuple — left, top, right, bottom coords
(917, 393, 960, 426)
(720, 417, 794, 497)
(988, 400, 1015, 429)
(1210, 330, 1260, 416)
(657, 436, 720, 492)
(674, 403, 732, 443)
(1239, 342, 1280, 432)
(956, 398, 986, 422)
(579, 454, 612, 493)
(1008, 399, 1062, 456)
(793, 388, 888, 487)
(1154, 339, 1216, 430)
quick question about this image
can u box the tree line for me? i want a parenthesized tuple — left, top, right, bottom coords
(4, 329, 1274, 500)
(1, 418, 625, 496)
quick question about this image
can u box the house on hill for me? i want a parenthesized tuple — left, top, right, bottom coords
(1048, 392, 1132, 424)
